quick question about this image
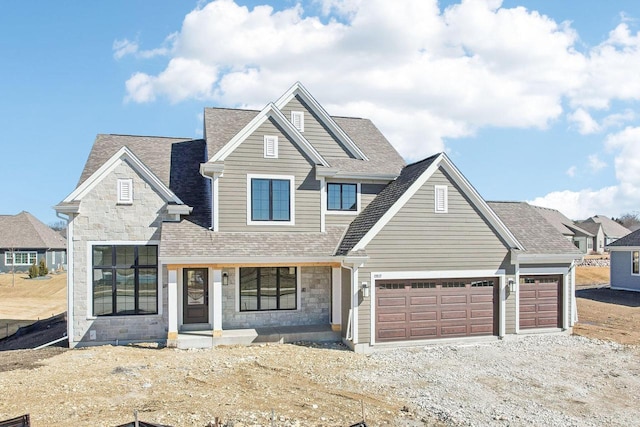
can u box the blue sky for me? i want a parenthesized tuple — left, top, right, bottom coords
(1, 0, 640, 226)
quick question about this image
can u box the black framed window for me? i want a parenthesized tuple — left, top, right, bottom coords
(327, 183, 357, 211)
(251, 178, 290, 221)
(92, 245, 158, 316)
(239, 267, 296, 311)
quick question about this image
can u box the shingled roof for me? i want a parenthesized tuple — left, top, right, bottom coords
(530, 205, 593, 237)
(336, 154, 439, 256)
(487, 202, 582, 256)
(0, 212, 66, 249)
(607, 228, 640, 247)
(580, 215, 631, 239)
(203, 108, 405, 176)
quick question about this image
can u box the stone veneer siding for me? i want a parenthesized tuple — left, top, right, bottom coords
(221, 266, 332, 329)
(71, 160, 169, 345)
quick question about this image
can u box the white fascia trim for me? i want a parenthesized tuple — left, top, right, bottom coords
(315, 167, 398, 181)
(167, 205, 193, 215)
(514, 253, 583, 264)
(208, 103, 328, 166)
(370, 269, 506, 280)
(64, 146, 183, 205)
(54, 203, 80, 214)
(246, 173, 296, 226)
(519, 266, 569, 275)
(439, 154, 522, 250)
(352, 154, 444, 252)
(274, 82, 368, 161)
(607, 246, 640, 251)
(159, 256, 341, 265)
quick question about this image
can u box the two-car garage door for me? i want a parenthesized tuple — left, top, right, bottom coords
(375, 277, 497, 342)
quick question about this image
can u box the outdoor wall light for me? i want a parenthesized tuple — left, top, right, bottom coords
(222, 272, 229, 286)
(508, 278, 515, 292)
(361, 281, 370, 298)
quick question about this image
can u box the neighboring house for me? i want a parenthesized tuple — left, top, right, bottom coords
(0, 211, 67, 273)
(531, 206, 596, 253)
(574, 221, 605, 254)
(54, 82, 582, 351)
(578, 215, 631, 247)
(607, 229, 640, 291)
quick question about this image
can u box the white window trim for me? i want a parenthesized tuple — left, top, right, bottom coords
(632, 251, 640, 276)
(246, 173, 296, 226)
(325, 181, 361, 216)
(234, 266, 302, 313)
(291, 111, 304, 132)
(263, 135, 278, 159)
(117, 178, 133, 204)
(434, 185, 448, 213)
(86, 240, 162, 320)
(4, 251, 38, 266)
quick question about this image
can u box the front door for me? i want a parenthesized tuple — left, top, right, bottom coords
(183, 268, 209, 324)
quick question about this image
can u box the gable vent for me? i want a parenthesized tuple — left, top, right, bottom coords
(291, 111, 304, 132)
(264, 135, 278, 158)
(434, 185, 448, 213)
(118, 178, 133, 204)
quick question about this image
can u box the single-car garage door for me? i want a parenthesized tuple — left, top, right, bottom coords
(376, 277, 497, 342)
(519, 275, 562, 329)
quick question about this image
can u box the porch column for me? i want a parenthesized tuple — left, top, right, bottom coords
(331, 267, 341, 331)
(167, 269, 178, 346)
(212, 269, 223, 337)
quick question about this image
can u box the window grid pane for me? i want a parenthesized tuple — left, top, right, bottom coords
(251, 178, 290, 221)
(252, 179, 271, 221)
(327, 183, 356, 211)
(240, 267, 296, 311)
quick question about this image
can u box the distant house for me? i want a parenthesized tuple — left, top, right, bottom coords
(607, 229, 640, 292)
(0, 211, 67, 273)
(575, 221, 605, 254)
(530, 206, 596, 253)
(578, 215, 631, 247)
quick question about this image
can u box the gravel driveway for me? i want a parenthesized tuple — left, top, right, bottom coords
(361, 334, 640, 426)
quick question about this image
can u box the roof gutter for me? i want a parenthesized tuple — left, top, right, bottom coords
(315, 167, 398, 181)
(511, 251, 584, 264)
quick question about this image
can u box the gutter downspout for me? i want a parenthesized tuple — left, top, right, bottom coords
(341, 263, 354, 342)
(56, 211, 73, 346)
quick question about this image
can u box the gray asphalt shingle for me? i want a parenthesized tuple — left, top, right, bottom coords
(0, 211, 66, 249)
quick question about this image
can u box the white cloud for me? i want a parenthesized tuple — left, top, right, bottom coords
(113, 35, 174, 60)
(121, 0, 590, 159)
(566, 166, 577, 177)
(113, 39, 139, 60)
(588, 154, 606, 172)
(529, 187, 619, 220)
(567, 108, 600, 134)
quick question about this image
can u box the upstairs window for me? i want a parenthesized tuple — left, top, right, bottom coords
(263, 135, 278, 158)
(434, 185, 448, 213)
(327, 183, 357, 211)
(250, 177, 291, 222)
(291, 111, 304, 132)
(117, 178, 133, 204)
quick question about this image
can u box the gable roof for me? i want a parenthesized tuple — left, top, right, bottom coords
(336, 153, 521, 255)
(0, 211, 66, 249)
(487, 202, 583, 257)
(62, 146, 185, 206)
(206, 102, 328, 165)
(530, 205, 593, 237)
(607, 228, 640, 248)
(575, 221, 602, 236)
(580, 215, 631, 239)
(273, 82, 368, 161)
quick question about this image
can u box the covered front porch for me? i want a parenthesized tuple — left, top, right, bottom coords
(164, 263, 344, 348)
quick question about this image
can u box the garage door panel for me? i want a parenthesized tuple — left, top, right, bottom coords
(471, 309, 493, 319)
(410, 296, 437, 305)
(519, 275, 561, 329)
(470, 324, 493, 334)
(441, 325, 468, 336)
(471, 293, 493, 303)
(378, 312, 406, 323)
(378, 296, 407, 307)
(410, 311, 437, 321)
(378, 328, 408, 339)
(410, 327, 437, 339)
(441, 295, 468, 305)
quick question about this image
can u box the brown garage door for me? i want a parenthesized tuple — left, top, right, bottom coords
(519, 275, 562, 329)
(376, 277, 497, 342)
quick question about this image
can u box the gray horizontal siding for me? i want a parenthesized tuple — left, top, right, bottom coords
(218, 118, 321, 232)
(611, 250, 640, 291)
(357, 167, 510, 343)
(281, 96, 352, 159)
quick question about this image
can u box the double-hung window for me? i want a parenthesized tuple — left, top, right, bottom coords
(239, 267, 297, 311)
(327, 183, 357, 211)
(248, 175, 294, 224)
(92, 245, 158, 316)
(633, 251, 639, 275)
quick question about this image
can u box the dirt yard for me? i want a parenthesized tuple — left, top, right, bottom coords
(2, 267, 640, 426)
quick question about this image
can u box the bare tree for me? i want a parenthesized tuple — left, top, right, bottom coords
(49, 220, 67, 232)
(613, 212, 640, 229)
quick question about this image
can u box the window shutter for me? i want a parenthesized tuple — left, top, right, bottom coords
(118, 179, 133, 204)
(434, 185, 448, 213)
(291, 111, 304, 132)
(264, 135, 278, 158)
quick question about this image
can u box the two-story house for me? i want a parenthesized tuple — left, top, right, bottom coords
(55, 82, 582, 352)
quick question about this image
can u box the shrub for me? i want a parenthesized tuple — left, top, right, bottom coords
(38, 258, 48, 276)
(29, 262, 39, 279)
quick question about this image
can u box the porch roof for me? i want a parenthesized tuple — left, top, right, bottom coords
(159, 220, 347, 260)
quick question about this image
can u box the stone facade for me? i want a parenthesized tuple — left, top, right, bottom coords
(221, 266, 332, 329)
(70, 160, 170, 346)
